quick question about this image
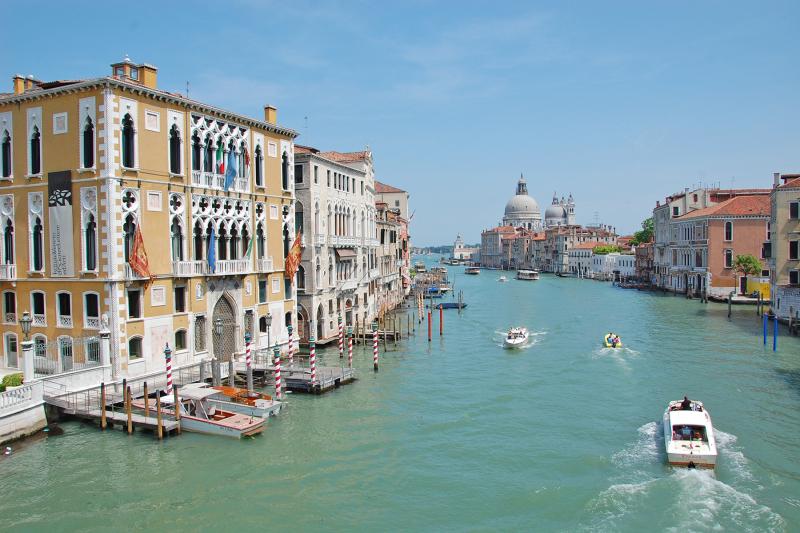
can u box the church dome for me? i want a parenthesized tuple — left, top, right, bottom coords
(545, 203, 566, 221)
(504, 194, 540, 217)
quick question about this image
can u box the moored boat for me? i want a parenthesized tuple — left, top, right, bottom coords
(183, 383, 281, 418)
(503, 327, 529, 348)
(132, 388, 265, 438)
(436, 302, 467, 310)
(414, 261, 427, 273)
(663, 399, 717, 469)
(465, 267, 480, 275)
(516, 269, 540, 280)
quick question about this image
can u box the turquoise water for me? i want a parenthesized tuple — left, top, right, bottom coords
(1, 255, 799, 531)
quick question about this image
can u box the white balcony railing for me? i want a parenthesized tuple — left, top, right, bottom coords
(4, 313, 15, 324)
(330, 236, 358, 247)
(0, 264, 16, 280)
(256, 258, 274, 272)
(173, 259, 250, 276)
(236, 177, 248, 192)
(173, 260, 207, 277)
(215, 174, 225, 189)
(215, 259, 250, 275)
(337, 279, 358, 292)
(58, 315, 73, 328)
(124, 264, 148, 280)
(315, 234, 326, 246)
(85, 317, 101, 329)
(33, 313, 46, 327)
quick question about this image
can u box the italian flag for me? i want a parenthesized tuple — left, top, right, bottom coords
(216, 142, 225, 174)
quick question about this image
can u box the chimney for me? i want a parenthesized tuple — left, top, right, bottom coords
(264, 105, 277, 124)
(773, 172, 780, 188)
(12, 74, 24, 95)
(140, 63, 158, 89)
(656, 200, 660, 207)
(25, 75, 36, 91)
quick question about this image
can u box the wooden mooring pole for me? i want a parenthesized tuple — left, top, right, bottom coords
(439, 306, 443, 336)
(125, 386, 133, 435)
(156, 391, 163, 440)
(100, 382, 107, 430)
(173, 385, 181, 435)
(143, 382, 149, 420)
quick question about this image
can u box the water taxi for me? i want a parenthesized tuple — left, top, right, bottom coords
(663, 399, 717, 469)
(183, 383, 281, 418)
(414, 261, 427, 273)
(436, 302, 467, 310)
(133, 388, 265, 438)
(516, 269, 540, 280)
(504, 327, 529, 348)
(465, 267, 480, 275)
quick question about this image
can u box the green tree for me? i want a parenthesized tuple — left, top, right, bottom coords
(732, 254, 762, 294)
(593, 245, 622, 255)
(631, 218, 654, 245)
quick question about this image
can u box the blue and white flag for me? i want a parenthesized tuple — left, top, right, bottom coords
(224, 149, 238, 191)
(207, 228, 216, 274)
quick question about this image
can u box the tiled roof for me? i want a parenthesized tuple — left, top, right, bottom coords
(319, 150, 370, 163)
(375, 181, 406, 194)
(294, 145, 315, 154)
(778, 176, 800, 189)
(677, 195, 770, 219)
(572, 241, 604, 250)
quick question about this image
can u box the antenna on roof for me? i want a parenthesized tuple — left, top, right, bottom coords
(304, 116, 308, 141)
(186, 81, 190, 99)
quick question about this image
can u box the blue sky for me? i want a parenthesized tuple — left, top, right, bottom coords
(4, 1, 799, 245)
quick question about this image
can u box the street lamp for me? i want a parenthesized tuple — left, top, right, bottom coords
(20, 311, 32, 341)
(265, 313, 273, 349)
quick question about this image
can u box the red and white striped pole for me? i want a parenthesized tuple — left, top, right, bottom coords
(372, 321, 379, 372)
(347, 326, 353, 368)
(309, 335, 317, 385)
(273, 347, 282, 401)
(287, 324, 294, 367)
(245, 333, 252, 370)
(164, 343, 173, 395)
(338, 314, 344, 359)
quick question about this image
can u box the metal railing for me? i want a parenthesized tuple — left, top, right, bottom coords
(34, 335, 101, 377)
(4, 312, 15, 324)
(172, 259, 250, 276)
(33, 313, 46, 327)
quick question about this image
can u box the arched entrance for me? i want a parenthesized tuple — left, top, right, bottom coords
(212, 295, 237, 361)
(297, 305, 310, 343)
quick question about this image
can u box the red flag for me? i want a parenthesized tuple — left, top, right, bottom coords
(129, 223, 153, 283)
(244, 147, 250, 171)
(284, 231, 303, 284)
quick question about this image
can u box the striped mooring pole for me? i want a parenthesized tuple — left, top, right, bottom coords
(309, 335, 317, 385)
(164, 343, 173, 395)
(338, 314, 344, 358)
(245, 332, 253, 391)
(347, 325, 353, 368)
(273, 347, 282, 401)
(372, 320, 379, 372)
(287, 324, 294, 367)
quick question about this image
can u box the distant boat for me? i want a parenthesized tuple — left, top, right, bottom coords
(498, 276, 508, 282)
(663, 400, 717, 469)
(414, 261, 427, 273)
(516, 269, 540, 281)
(465, 267, 480, 275)
(504, 327, 529, 348)
(436, 302, 467, 310)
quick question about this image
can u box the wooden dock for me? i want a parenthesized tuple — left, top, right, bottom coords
(76, 409, 180, 433)
(284, 366, 355, 394)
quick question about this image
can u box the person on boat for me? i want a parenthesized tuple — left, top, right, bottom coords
(680, 396, 692, 410)
(610, 334, 619, 348)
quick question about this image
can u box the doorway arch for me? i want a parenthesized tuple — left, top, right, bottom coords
(212, 294, 237, 361)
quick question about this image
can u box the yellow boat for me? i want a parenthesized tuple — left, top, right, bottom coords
(603, 333, 623, 348)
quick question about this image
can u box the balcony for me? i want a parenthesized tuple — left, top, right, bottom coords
(336, 279, 358, 292)
(256, 258, 275, 272)
(315, 234, 326, 246)
(369, 268, 380, 280)
(172, 261, 207, 277)
(124, 264, 148, 280)
(33, 313, 45, 327)
(330, 236, 358, 248)
(85, 317, 101, 329)
(171, 259, 251, 276)
(57, 315, 73, 328)
(0, 264, 16, 280)
(214, 259, 250, 275)
(4, 312, 15, 324)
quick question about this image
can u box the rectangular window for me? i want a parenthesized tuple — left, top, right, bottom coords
(129, 67, 139, 81)
(790, 270, 799, 285)
(790, 240, 799, 261)
(128, 289, 141, 319)
(724, 249, 733, 268)
(271, 277, 280, 294)
(761, 269, 770, 277)
(724, 221, 733, 241)
(672, 206, 679, 217)
(3, 292, 15, 323)
(270, 205, 279, 220)
(84, 293, 99, 328)
(174, 285, 186, 313)
(327, 170, 331, 187)
(790, 202, 799, 220)
(175, 330, 187, 351)
(294, 164, 303, 184)
(258, 280, 267, 303)
(52, 112, 68, 135)
(314, 165, 318, 184)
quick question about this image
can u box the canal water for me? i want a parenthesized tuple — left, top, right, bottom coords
(1, 255, 799, 531)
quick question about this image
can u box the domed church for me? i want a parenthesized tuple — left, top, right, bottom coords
(501, 176, 576, 230)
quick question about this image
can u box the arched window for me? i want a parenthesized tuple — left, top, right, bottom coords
(2, 130, 12, 178)
(82, 118, 94, 168)
(328, 257, 334, 285)
(241, 227, 250, 259)
(297, 265, 306, 290)
(121, 114, 135, 168)
(193, 221, 204, 260)
(32, 216, 43, 271)
(169, 125, 181, 174)
(3, 219, 13, 264)
(229, 226, 239, 260)
(282, 225, 290, 259)
(281, 151, 289, 190)
(254, 145, 263, 186)
(295, 201, 304, 236)
(204, 136, 214, 172)
(128, 336, 143, 360)
(123, 214, 136, 263)
(205, 221, 214, 261)
(315, 258, 321, 287)
(724, 221, 733, 241)
(171, 217, 184, 261)
(84, 214, 96, 271)
(191, 132, 201, 171)
(256, 223, 265, 259)
(217, 226, 228, 260)
(30, 126, 41, 175)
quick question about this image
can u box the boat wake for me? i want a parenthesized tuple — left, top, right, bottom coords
(493, 330, 546, 350)
(580, 424, 785, 531)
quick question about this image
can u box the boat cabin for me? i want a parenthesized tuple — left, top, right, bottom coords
(671, 424, 708, 442)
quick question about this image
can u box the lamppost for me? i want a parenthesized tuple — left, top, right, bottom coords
(20, 311, 32, 341)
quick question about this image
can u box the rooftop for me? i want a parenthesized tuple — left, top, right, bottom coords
(319, 150, 370, 163)
(677, 195, 770, 219)
(375, 181, 406, 194)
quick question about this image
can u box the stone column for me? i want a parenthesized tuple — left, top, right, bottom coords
(21, 339, 34, 383)
(99, 328, 111, 367)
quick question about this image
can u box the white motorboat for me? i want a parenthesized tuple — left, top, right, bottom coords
(516, 269, 540, 280)
(498, 276, 508, 282)
(182, 383, 282, 418)
(663, 399, 717, 469)
(465, 267, 480, 275)
(504, 327, 529, 348)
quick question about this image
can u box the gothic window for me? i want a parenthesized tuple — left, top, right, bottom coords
(229, 226, 239, 260)
(82, 118, 94, 168)
(2, 219, 13, 264)
(297, 265, 306, 289)
(283, 224, 290, 259)
(169, 124, 181, 174)
(84, 214, 97, 271)
(328, 257, 334, 285)
(724, 221, 733, 241)
(30, 126, 41, 175)
(295, 201, 304, 236)
(128, 337, 142, 360)
(31, 216, 43, 271)
(241, 227, 250, 259)
(254, 145, 263, 186)
(193, 221, 204, 260)
(171, 217, 184, 261)
(123, 214, 136, 263)
(218, 226, 228, 260)
(204, 136, 214, 172)
(195, 315, 207, 351)
(316, 259, 321, 287)
(1, 130, 11, 178)
(191, 132, 201, 171)
(256, 223, 265, 259)
(281, 151, 289, 190)
(121, 113, 135, 168)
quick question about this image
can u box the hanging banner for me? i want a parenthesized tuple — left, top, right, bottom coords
(48, 170, 74, 277)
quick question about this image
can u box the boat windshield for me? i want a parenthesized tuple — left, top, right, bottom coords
(672, 424, 707, 442)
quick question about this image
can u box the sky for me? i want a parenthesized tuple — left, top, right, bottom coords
(4, 1, 800, 245)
